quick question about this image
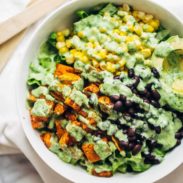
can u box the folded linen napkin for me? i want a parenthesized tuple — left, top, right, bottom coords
(0, 0, 183, 183)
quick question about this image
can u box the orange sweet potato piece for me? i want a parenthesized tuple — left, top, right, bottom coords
(112, 136, 123, 151)
(31, 121, 44, 129)
(83, 84, 99, 93)
(31, 115, 48, 123)
(55, 64, 75, 77)
(88, 117, 96, 125)
(50, 91, 65, 102)
(58, 73, 80, 84)
(78, 110, 88, 118)
(41, 133, 52, 148)
(64, 98, 81, 111)
(55, 120, 65, 139)
(65, 112, 77, 121)
(98, 96, 111, 105)
(82, 143, 100, 163)
(54, 103, 66, 115)
(92, 170, 113, 177)
(28, 94, 37, 102)
(59, 132, 70, 146)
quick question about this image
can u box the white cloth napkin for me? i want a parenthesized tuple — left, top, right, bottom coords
(0, 0, 183, 183)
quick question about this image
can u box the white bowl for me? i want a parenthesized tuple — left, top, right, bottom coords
(16, 0, 183, 182)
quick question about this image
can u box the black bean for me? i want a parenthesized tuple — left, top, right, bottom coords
(120, 95, 126, 102)
(143, 98, 150, 104)
(151, 89, 161, 101)
(176, 139, 181, 146)
(151, 67, 160, 78)
(133, 76, 140, 87)
(148, 123, 155, 130)
(125, 100, 133, 107)
(175, 132, 182, 139)
(146, 83, 153, 91)
(114, 101, 123, 111)
(128, 108, 135, 116)
(138, 89, 148, 96)
(128, 136, 136, 142)
(128, 128, 136, 137)
(110, 95, 120, 102)
(128, 143, 135, 151)
(152, 159, 160, 165)
(120, 141, 129, 149)
(128, 69, 135, 78)
(151, 100, 160, 108)
(155, 126, 161, 134)
(132, 144, 142, 155)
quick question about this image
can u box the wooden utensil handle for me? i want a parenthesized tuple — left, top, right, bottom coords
(0, 0, 66, 45)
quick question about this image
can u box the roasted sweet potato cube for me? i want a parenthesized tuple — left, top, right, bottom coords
(31, 121, 44, 129)
(65, 112, 77, 121)
(41, 133, 52, 148)
(98, 96, 111, 105)
(112, 136, 123, 151)
(83, 84, 99, 93)
(78, 110, 88, 118)
(50, 91, 65, 102)
(31, 115, 48, 123)
(55, 120, 65, 139)
(82, 143, 100, 163)
(28, 94, 37, 102)
(64, 98, 81, 111)
(54, 103, 66, 115)
(58, 73, 80, 84)
(92, 170, 113, 177)
(55, 64, 75, 77)
(59, 132, 70, 146)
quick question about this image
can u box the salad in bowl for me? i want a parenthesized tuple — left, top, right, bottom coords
(26, 3, 183, 177)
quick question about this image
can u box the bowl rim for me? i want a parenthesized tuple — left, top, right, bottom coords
(16, 0, 183, 182)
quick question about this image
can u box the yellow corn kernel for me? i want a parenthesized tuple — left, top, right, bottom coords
(93, 41, 100, 48)
(65, 40, 72, 48)
(121, 43, 128, 52)
(149, 19, 160, 30)
(144, 59, 151, 66)
(99, 62, 106, 70)
(119, 31, 127, 36)
(122, 3, 130, 12)
(81, 55, 89, 63)
(134, 24, 143, 36)
(106, 62, 116, 73)
(115, 71, 121, 76)
(143, 14, 153, 23)
(57, 32, 64, 37)
(143, 24, 154, 33)
(62, 29, 70, 37)
(78, 31, 84, 38)
(141, 48, 152, 58)
(92, 59, 99, 68)
(98, 50, 107, 59)
(137, 11, 146, 20)
(172, 80, 183, 94)
(70, 49, 77, 54)
(132, 11, 138, 18)
(66, 55, 75, 64)
(57, 35, 65, 42)
(59, 47, 68, 54)
(99, 27, 107, 33)
(86, 42, 94, 48)
(56, 42, 65, 49)
(126, 35, 139, 43)
(119, 59, 126, 67)
(113, 29, 121, 34)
